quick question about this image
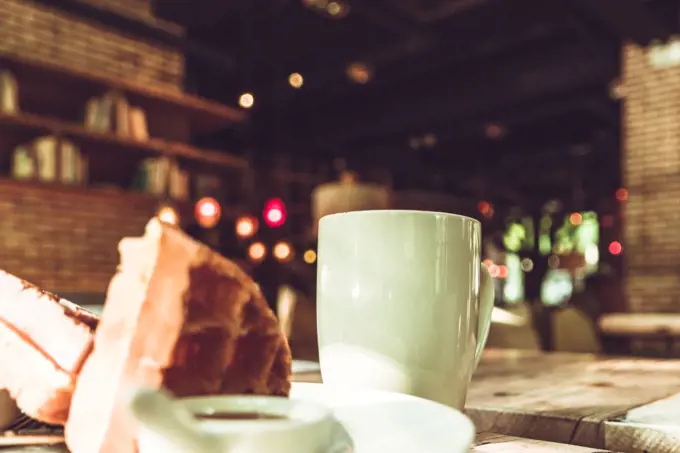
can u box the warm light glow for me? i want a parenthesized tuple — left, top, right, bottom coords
(485, 123, 506, 139)
(263, 198, 287, 228)
(548, 255, 560, 269)
(235, 216, 258, 239)
(248, 242, 267, 262)
(339, 170, 358, 184)
(609, 78, 625, 100)
(303, 249, 317, 264)
(569, 212, 582, 226)
(488, 264, 500, 278)
(273, 241, 293, 262)
(326, 1, 349, 17)
(609, 241, 623, 255)
(346, 62, 371, 84)
(615, 188, 628, 202)
(195, 197, 221, 228)
(239, 92, 255, 109)
(301, 0, 327, 7)
(157, 206, 179, 226)
(288, 72, 304, 88)
(422, 133, 437, 147)
(483, 259, 493, 268)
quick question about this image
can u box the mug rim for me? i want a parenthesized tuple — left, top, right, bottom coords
(320, 209, 480, 225)
(179, 395, 332, 424)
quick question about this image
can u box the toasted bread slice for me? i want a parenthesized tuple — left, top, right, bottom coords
(66, 219, 291, 453)
(0, 271, 97, 424)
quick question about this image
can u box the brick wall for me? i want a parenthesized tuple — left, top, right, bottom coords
(0, 178, 158, 295)
(0, 0, 185, 90)
(623, 43, 680, 312)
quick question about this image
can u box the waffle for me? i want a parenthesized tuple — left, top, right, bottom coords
(65, 219, 292, 453)
(164, 242, 292, 397)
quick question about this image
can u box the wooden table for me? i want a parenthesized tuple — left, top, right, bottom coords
(473, 433, 617, 452)
(294, 349, 680, 453)
(0, 432, 619, 452)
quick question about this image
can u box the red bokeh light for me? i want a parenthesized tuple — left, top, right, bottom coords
(608, 241, 623, 255)
(263, 198, 287, 228)
(615, 188, 628, 202)
(477, 201, 492, 216)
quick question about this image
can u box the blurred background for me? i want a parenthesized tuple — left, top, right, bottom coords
(0, 0, 678, 359)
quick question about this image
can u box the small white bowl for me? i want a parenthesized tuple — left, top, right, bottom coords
(136, 395, 334, 453)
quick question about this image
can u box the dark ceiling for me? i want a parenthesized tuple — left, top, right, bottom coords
(153, 0, 677, 206)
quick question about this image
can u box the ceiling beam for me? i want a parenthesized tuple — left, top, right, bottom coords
(254, 1, 570, 109)
(346, 90, 612, 151)
(292, 45, 616, 148)
(390, 0, 489, 23)
(346, 1, 426, 37)
(561, 0, 672, 45)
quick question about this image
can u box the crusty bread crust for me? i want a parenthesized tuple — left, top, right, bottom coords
(0, 271, 97, 425)
(66, 220, 291, 453)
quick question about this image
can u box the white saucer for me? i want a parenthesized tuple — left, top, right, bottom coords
(292, 360, 321, 374)
(291, 383, 475, 453)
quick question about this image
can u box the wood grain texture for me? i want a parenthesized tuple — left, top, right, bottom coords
(605, 392, 680, 453)
(468, 350, 680, 452)
(473, 432, 614, 452)
(0, 433, 615, 452)
(292, 349, 680, 453)
(0, 111, 247, 169)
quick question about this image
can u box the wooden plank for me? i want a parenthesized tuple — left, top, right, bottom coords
(0, 433, 616, 452)
(466, 350, 680, 451)
(473, 432, 615, 452)
(604, 392, 680, 453)
(0, 112, 247, 169)
(291, 349, 680, 452)
(0, 53, 246, 133)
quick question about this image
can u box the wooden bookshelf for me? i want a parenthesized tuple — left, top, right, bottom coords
(0, 52, 246, 135)
(0, 112, 247, 169)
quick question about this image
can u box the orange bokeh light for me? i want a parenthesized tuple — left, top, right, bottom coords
(248, 242, 267, 262)
(569, 212, 582, 226)
(615, 188, 628, 202)
(195, 197, 221, 228)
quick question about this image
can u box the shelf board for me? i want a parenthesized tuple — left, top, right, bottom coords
(0, 112, 248, 169)
(0, 53, 246, 134)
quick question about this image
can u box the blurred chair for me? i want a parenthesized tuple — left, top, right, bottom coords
(486, 304, 541, 350)
(553, 306, 602, 353)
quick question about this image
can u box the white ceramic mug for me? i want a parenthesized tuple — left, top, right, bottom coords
(131, 389, 335, 453)
(317, 210, 494, 409)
